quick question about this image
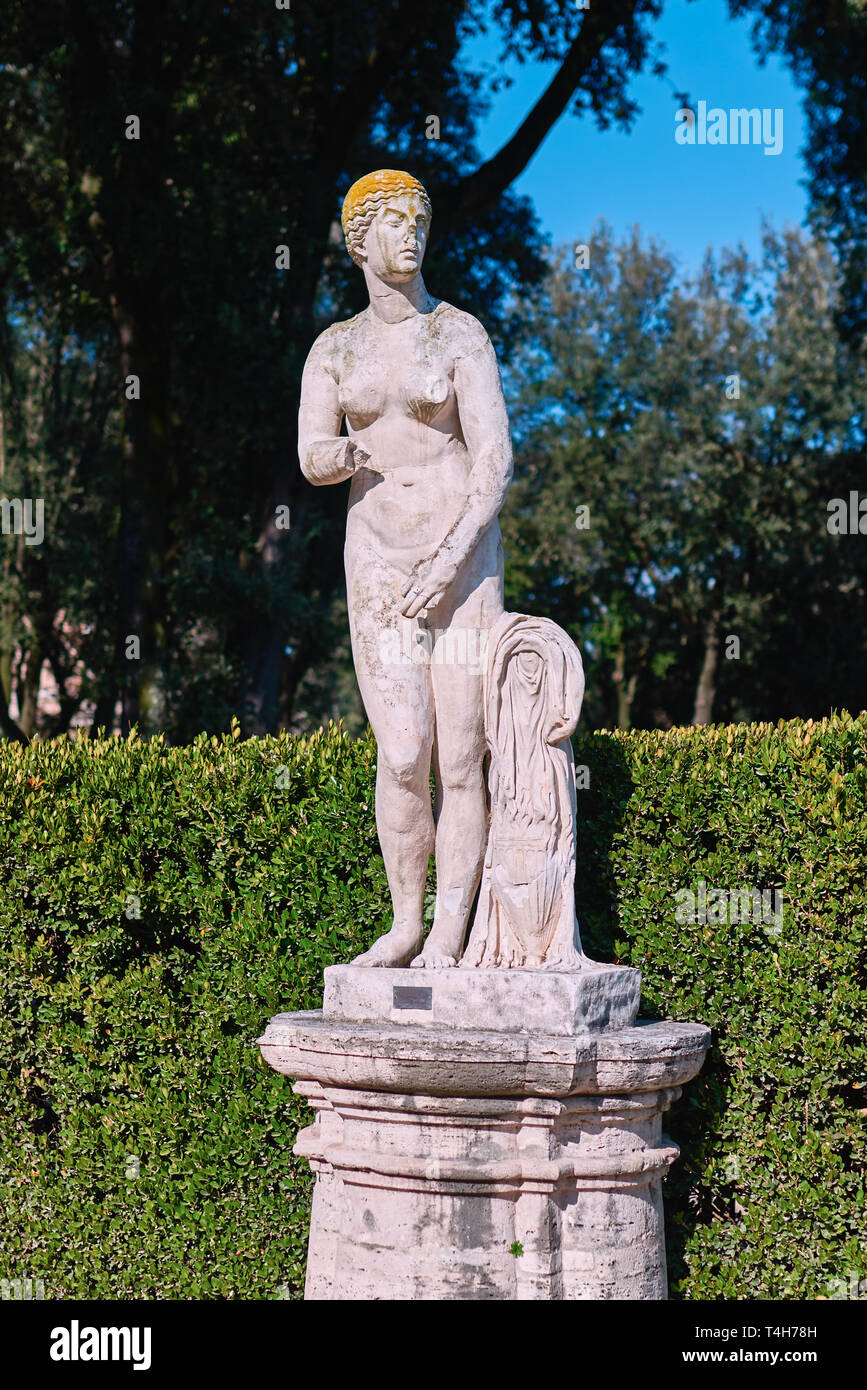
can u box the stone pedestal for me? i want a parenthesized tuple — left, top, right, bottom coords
(259, 965, 709, 1301)
(323, 962, 642, 1035)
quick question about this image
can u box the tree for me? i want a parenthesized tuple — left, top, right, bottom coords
(0, 0, 664, 738)
(501, 224, 867, 727)
(731, 0, 867, 346)
(0, 290, 121, 741)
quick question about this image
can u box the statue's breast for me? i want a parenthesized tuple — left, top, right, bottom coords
(400, 359, 453, 425)
(337, 330, 456, 431)
(338, 368, 384, 429)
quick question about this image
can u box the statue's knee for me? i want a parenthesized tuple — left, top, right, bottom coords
(436, 750, 484, 796)
(379, 741, 430, 791)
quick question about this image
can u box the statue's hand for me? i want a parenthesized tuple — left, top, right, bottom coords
(349, 440, 380, 474)
(400, 550, 460, 617)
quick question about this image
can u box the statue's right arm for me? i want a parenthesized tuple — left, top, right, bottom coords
(298, 336, 357, 485)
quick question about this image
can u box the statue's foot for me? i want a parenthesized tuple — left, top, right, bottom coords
(351, 923, 424, 968)
(538, 947, 596, 971)
(410, 938, 458, 970)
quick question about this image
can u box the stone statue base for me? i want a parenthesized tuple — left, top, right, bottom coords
(323, 961, 641, 1034)
(258, 971, 709, 1301)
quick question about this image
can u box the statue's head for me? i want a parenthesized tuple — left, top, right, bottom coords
(341, 169, 432, 282)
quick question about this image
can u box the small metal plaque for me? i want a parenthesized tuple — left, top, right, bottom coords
(393, 985, 433, 1011)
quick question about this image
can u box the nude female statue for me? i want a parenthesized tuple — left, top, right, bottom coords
(298, 169, 512, 969)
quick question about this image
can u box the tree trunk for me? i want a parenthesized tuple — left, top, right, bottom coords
(241, 489, 292, 737)
(691, 616, 720, 726)
(76, 6, 175, 739)
(91, 681, 119, 737)
(113, 300, 143, 736)
(17, 636, 45, 738)
(0, 399, 13, 713)
(613, 645, 638, 729)
(110, 284, 171, 738)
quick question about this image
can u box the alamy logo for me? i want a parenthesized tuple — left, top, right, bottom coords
(827, 491, 867, 535)
(378, 622, 489, 673)
(0, 497, 44, 545)
(675, 102, 783, 156)
(0, 1277, 44, 1299)
(675, 880, 784, 935)
(50, 1320, 152, 1371)
(826, 1271, 867, 1299)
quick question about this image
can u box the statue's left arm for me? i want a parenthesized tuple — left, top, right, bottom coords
(401, 329, 513, 618)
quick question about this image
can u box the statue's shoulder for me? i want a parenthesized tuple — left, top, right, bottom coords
(430, 301, 493, 358)
(306, 311, 368, 365)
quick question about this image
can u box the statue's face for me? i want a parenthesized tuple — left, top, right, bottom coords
(361, 191, 430, 281)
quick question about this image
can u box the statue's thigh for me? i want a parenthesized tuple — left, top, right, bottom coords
(357, 648, 435, 755)
(427, 558, 500, 780)
(429, 655, 485, 783)
(349, 576, 435, 766)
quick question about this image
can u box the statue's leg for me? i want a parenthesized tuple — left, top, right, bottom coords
(411, 531, 503, 970)
(410, 660, 486, 968)
(347, 548, 436, 968)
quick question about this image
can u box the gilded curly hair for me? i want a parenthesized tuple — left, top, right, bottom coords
(341, 169, 432, 266)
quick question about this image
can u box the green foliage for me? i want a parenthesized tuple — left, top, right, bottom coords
(502, 225, 867, 730)
(0, 719, 391, 1299)
(574, 711, 867, 1298)
(1, 713, 865, 1299)
(731, 0, 867, 345)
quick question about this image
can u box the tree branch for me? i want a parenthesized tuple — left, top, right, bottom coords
(440, 0, 642, 228)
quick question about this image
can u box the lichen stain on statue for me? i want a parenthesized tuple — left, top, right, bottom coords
(462, 612, 591, 971)
(298, 167, 590, 972)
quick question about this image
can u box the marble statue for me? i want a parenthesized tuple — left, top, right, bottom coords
(461, 612, 586, 970)
(263, 168, 710, 1303)
(299, 169, 510, 970)
(299, 168, 588, 972)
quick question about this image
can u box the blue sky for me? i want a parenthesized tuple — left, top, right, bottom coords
(466, 0, 809, 273)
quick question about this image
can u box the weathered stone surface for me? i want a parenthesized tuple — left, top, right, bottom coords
(298, 169, 590, 973)
(270, 1065, 701, 1300)
(258, 1012, 709, 1100)
(297, 1091, 678, 1299)
(323, 961, 641, 1035)
(462, 611, 586, 969)
(258, 1011, 709, 1299)
(299, 168, 513, 971)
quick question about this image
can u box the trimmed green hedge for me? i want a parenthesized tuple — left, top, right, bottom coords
(1, 714, 865, 1299)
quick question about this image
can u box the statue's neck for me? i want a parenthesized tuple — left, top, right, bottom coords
(364, 269, 433, 323)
